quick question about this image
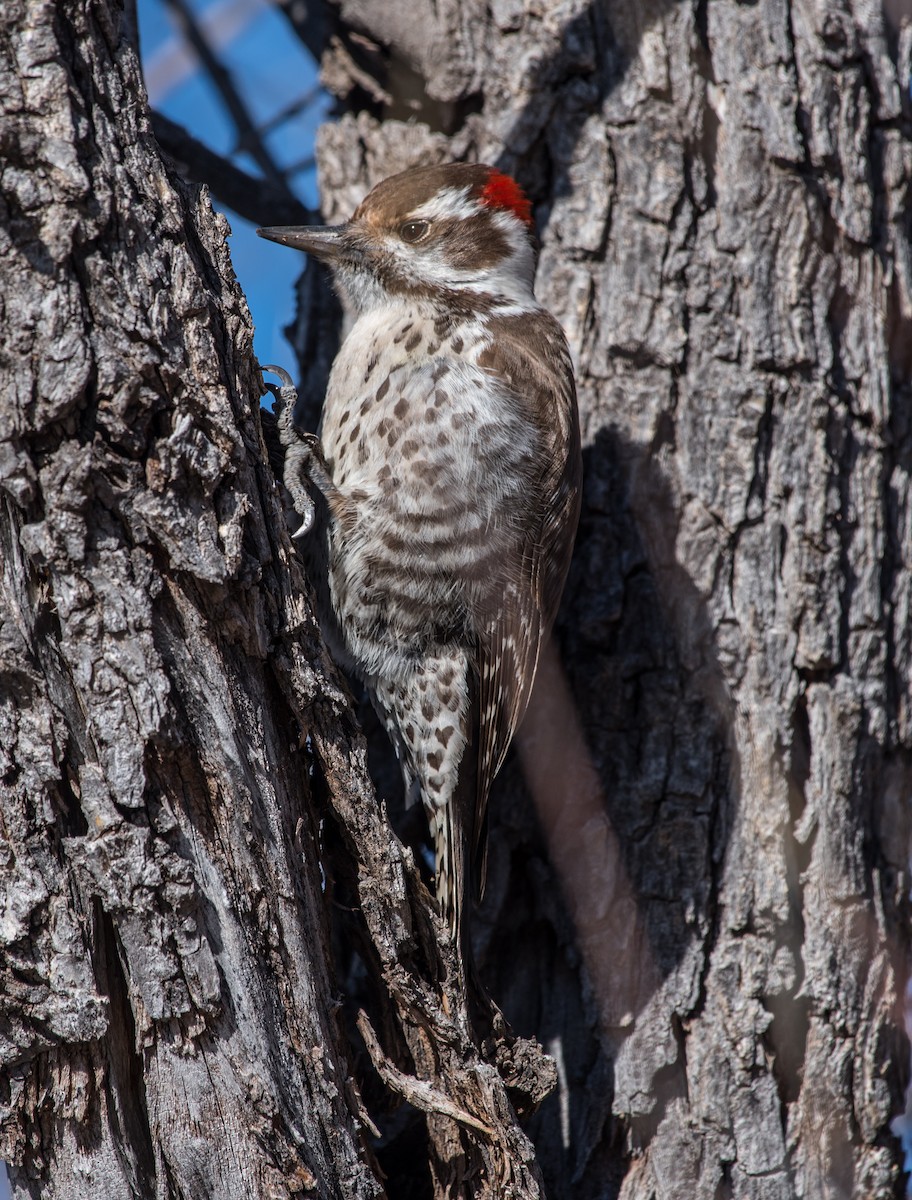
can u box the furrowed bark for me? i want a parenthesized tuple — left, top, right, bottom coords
(0, 1, 384, 1195)
(0, 2, 557, 1196)
(0, 2, 544, 1198)
(3, 0, 911, 1195)
(307, 0, 912, 1196)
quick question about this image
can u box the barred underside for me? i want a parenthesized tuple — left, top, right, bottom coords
(305, 166, 581, 937)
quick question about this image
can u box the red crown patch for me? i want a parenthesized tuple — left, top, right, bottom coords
(479, 171, 534, 227)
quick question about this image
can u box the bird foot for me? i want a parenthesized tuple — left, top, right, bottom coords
(261, 364, 332, 538)
(260, 363, 298, 443)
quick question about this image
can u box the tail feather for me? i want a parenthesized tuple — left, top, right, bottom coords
(432, 798, 467, 941)
(431, 726, 479, 970)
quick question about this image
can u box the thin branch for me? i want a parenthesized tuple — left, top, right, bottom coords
(284, 154, 317, 177)
(163, 0, 294, 197)
(356, 1010, 495, 1138)
(275, 0, 326, 65)
(151, 112, 314, 227)
(257, 82, 322, 138)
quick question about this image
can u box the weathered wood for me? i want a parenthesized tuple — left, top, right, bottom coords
(309, 0, 912, 1196)
(3, 0, 911, 1195)
(0, 1, 385, 1194)
(0, 2, 556, 1197)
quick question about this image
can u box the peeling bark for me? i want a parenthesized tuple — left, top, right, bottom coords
(0, 1, 383, 1194)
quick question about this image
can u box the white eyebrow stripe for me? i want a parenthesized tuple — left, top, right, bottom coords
(410, 186, 479, 222)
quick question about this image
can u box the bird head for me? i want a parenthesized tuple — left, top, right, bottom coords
(257, 163, 537, 313)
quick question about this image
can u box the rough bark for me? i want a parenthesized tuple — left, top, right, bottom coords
(0, 2, 376, 1195)
(3, 0, 912, 1197)
(303, 0, 912, 1197)
(0, 2, 549, 1198)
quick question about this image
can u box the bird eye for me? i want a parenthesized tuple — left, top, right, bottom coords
(399, 220, 430, 243)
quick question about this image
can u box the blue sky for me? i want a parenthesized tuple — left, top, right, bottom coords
(138, 0, 330, 368)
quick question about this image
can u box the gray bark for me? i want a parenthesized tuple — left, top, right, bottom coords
(0, 2, 376, 1195)
(2, 0, 911, 1197)
(305, 0, 912, 1196)
(0, 2, 550, 1198)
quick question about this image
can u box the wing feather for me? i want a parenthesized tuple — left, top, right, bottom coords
(469, 312, 582, 886)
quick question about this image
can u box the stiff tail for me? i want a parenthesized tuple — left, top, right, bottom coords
(431, 730, 479, 970)
(432, 799, 467, 942)
(432, 785, 500, 1029)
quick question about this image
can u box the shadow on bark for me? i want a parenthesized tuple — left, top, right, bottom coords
(273, 0, 912, 1192)
(470, 425, 737, 1196)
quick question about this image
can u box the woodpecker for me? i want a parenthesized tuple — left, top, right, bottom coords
(258, 163, 581, 947)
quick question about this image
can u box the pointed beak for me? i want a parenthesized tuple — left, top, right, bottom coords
(256, 224, 348, 262)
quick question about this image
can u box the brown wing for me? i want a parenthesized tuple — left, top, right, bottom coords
(471, 311, 582, 883)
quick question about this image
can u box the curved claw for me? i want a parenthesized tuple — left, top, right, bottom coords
(292, 507, 315, 538)
(283, 440, 320, 539)
(259, 366, 326, 542)
(260, 365, 300, 448)
(260, 363, 295, 388)
(299, 431, 325, 458)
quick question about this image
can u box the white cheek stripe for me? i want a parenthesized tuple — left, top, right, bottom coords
(340, 197, 538, 311)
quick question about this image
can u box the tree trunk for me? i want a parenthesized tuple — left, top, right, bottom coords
(0, 3, 549, 1198)
(310, 0, 912, 1196)
(2, 0, 911, 1198)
